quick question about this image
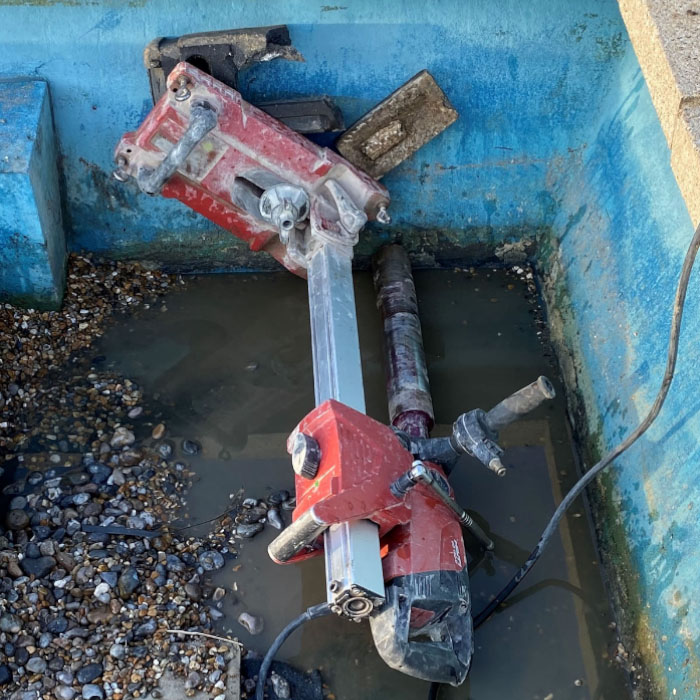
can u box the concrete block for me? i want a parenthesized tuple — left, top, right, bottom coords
(0, 78, 66, 309)
(618, 0, 700, 226)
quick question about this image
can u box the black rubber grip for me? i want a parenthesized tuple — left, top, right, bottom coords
(485, 376, 556, 432)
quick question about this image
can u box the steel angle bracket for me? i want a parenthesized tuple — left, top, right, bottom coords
(336, 69, 458, 179)
(144, 25, 303, 103)
(143, 27, 344, 137)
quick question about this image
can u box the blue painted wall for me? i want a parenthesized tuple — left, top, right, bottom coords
(1, 0, 698, 696)
(543, 40, 700, 697)
(0, 0, 626, 267)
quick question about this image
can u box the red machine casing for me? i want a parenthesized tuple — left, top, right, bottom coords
(286, 400, 466, 580)
(114, 63, 389, 276)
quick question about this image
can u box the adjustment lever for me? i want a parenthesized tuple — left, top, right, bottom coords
(450, 376, 556, 477)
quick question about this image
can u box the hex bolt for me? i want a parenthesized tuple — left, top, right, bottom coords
(174, 76, 191, 102)
(376, 204, 391, 224)
(112, 154, 130, 182)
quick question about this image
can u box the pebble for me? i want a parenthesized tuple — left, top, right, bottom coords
(165, 554, 185, 572)
(25, 658, 46, 674)
(100, 571, 118, 588)
(126, 515, 145, 529)
(107, 468, 125, 486)
(127, 406, 143, 419)
(76, 663, 103, 684)
(185, 582, 202, 601)
(185, 671, 201, 690)
(151, 423, 166, 440)
(7, 560, 22, 578)
(198, 551, 224, 571)
(156, 441, 174, 459)
(109, 644, 125, 660)
(119, 449, 141, 467)
(72, 492, 91, 506)
(212, 587, 226, 602)
(47, 616, 68, 634)
(268, 489, 290, 505)
(117, 566, 140, 598)
(270, 671, 291, 699)
(9, 496, 27, 510)
(235, 522, 264, 538)
(25, 542, 41, 559)
(81, 684, 103, 700)
(55, 686, 76, 700)
(20, 556, 55, 578)
(237, 612, 264, 635)
(87, 607, 112, 628)
(7, 510, 29, 530)
(267, 508, 284, 530)
(181, 439, 201, 455)
(93, 582, 111, 604)
(134, 619, 157, 638)
(110, 427, 135, 449)
(56, 672, 73, 685)
(88, 463, 111, 484)
(39, 540, 55, 557)
(0, 665, 12, 685)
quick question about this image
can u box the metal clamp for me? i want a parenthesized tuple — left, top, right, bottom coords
(391, 461, 494, 551)
(259, 183, 310, 243)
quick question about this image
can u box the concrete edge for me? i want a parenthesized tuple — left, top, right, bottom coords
(618, 0, 700, 227)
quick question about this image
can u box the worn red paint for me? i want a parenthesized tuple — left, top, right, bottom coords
(114, 62, 389, 276)
(285, 399, 465, 580)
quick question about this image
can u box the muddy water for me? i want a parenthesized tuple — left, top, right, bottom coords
(96, 268, 631, 700)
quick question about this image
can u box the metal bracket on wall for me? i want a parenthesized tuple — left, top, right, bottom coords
(143, 26, 344, 136)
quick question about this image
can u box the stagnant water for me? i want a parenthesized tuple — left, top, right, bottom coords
(96, 267, 631, 700)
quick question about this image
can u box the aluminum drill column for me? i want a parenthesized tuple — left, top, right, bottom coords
(373, 245, 434, 438)
(307, 242, 385, 616)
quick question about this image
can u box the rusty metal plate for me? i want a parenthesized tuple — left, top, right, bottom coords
(336, 70, 458, 179)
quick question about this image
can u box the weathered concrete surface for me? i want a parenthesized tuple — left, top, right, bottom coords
(0, 78, 65, 308)
(618, 0, 700, 225)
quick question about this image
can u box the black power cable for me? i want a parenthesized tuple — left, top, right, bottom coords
(255, 602, 333, 700)
(429, 221, 700, 699)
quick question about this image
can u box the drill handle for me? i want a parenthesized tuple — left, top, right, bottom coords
(484, 376, 556, 432)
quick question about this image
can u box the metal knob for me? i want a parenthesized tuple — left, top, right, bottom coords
(291, 433, 322, 479)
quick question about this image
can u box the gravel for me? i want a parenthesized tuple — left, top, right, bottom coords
(0, 256, 296, 699)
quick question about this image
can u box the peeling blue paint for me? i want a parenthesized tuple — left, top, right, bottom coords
(0, 78, 65, 308)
